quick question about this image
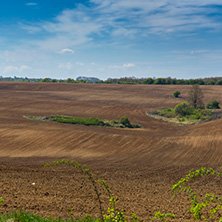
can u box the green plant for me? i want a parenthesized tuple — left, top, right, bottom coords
(207, 100, 220, 109)
(155, 167, 222, 221)
(0, 197, 3, 205)
(119, 116, 132, 128)
(174, 102, 193, 117)
(173, 91, 181, 98)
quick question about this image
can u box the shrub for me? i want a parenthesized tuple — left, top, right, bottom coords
(120, 116, 131, 127)
(174, 102, 193, 116)
(173, 91, 181, 98)
(206, 100, 220, 109)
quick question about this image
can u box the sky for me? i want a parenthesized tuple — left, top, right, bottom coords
(0, 0, 222, 80)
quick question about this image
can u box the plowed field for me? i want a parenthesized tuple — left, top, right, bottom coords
(0, 82, 222, 220)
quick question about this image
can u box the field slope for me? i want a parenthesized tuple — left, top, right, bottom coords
(0, 82, 222, 220)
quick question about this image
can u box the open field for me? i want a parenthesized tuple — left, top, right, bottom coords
(1, 82, 222, 220)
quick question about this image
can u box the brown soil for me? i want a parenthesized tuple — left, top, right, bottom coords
(0, 82, 222, 220)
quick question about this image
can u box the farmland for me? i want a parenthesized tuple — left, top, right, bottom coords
(0, 82, 222, 220)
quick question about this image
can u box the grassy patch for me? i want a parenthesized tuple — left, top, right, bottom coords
(0, 211, 96, 222)
(25, 115, 142, 129)
(148, 104, 222, 126)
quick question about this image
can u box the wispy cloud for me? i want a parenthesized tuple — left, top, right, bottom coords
(3, 65, 30, 73)
(58, 62, 73, 70)
(18, 0, 222, 52)
(76, 62, 84, 66)
(26, 3, 37, 6)
(122, 63, 135, 68)
(109, 63, 136, 69)
(59, 48, 74, 54)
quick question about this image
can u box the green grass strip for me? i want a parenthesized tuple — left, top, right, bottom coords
(25, 115, 142, 129)
(0, 211, 97, 222)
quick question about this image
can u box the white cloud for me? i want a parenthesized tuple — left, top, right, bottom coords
(109, 63, 136, 69)
(76, 62, 84, 66)
(109, 65, 121, 69)
(21, 24, 42, 34)
(59, 48, 75, 54)
(190, 50, 209, 55)
(3, 65, 31, 73)
(3, 66, 19, 73)
(20, 65, 31, 71)
(90, 0, 222, 36)
(122, 63, 135, 68)
(26, 3, 37, 6)
(58, 62, 73, 70)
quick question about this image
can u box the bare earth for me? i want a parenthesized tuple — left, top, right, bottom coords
(0, 82, 222, 220)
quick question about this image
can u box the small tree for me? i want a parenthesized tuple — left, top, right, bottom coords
(173, 91, 181, 98)
(187, 84, 204, 108)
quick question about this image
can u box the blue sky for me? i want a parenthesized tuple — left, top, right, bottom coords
(0, 0, 222, 80)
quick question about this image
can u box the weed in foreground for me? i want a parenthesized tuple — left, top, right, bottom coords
(153, 167, 222, 221)
(44, 160, 130, 222)
(45, 160, 222, 221)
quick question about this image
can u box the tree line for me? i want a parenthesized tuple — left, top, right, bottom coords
(1, 76, 222, 85)
(102, 77, 222, 85)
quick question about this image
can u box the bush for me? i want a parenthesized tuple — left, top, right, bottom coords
(174, 102, 193, 116)
(173, 91, 181, 98)
(120, 116, 131, 127)
(206, 100, 220, 109)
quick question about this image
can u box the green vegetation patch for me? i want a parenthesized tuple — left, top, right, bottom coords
(147, 102, 222, 126)
(25, 115, 142, 129)
(0, 211, 96, 222)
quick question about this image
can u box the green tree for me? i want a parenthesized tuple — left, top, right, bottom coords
(142, 78, 154, 84)
(173, 91, 181, 98)
(41, 78, 51, 82)
(216, 80, 222, 85)
(207, 80, 216, 85)
(187, 84, 204, 108)
(153, 78, 166, 84)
